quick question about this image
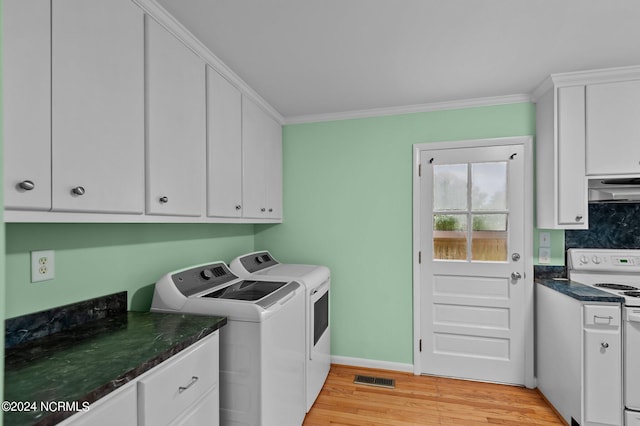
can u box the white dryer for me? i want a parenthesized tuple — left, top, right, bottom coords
(151, 261, 305, 426)
(230, 251, 330, 412)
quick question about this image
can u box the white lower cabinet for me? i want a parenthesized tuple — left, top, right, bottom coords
(59, 382, 137, 426)
(537, 285, 622, 426)
(583, 305, 622, 426)
(60, 332, 219, 426)
(138, 332, 219, 426)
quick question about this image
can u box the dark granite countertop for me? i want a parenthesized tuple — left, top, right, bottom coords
(4, 310, 226, 426)
(536, 278, 625, 303)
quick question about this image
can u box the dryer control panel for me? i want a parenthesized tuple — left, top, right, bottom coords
(239, 251, 279, 273)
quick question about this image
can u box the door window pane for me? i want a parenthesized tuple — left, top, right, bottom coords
(471, 162, 507, 210)
(433, 214, 467, 260)
(434, 164, 467, 211)
(471, 214, 508, 261)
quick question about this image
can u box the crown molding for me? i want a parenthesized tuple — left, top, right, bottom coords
(532, 65, 640, 101)
(283, 94, 532, 125)
(131, 0, 284, 124)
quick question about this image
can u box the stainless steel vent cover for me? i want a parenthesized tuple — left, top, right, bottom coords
(353, 374, 395, 388)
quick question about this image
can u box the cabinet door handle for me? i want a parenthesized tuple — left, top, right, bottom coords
(18, 180, 35, 191)
(261, 208, 266, 212)
(268, 208, 273, 212)
(601, 342, 609, 349)
(178, 376, 199, 393)
(71, 186, 85, 196)
(159, 196, 169, 204)
(575, 215, 583, 222)
(235, 205, 242, 210)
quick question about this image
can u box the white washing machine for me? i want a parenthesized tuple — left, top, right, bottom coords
(230, 251, 330, 412)
(151, 261, 305, 426)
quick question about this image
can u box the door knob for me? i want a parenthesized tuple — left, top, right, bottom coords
(511, 272, 522, 280)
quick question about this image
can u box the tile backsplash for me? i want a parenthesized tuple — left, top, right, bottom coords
(534, 202, 640, 279)
(566, 202, 640, 249)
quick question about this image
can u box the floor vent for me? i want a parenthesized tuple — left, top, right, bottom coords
(353, 374, 395, 389)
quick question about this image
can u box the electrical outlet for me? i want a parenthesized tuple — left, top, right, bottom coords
(31, 250, 55, 282)
(539, 247, 551, 264)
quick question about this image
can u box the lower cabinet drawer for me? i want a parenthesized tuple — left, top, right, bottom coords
(138, 332, 219, 426)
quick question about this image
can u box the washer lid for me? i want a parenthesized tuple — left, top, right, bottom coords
(202, 280, 288, 301)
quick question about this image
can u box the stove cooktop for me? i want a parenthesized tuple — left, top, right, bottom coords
(595, 283, 639, 291)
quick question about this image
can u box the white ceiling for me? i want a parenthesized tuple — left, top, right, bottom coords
(155, 0, 640, 121)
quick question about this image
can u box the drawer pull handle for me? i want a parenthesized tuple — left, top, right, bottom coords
(178, 376, 199, 393)
(594, 315, 613, 321)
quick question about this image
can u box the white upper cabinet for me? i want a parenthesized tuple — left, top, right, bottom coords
(2, 0, 282, 223)
(586, 80, 640, 176)
(207, 67, 242, 218)
(145, 17, 205, 217)
(3, 0, 51, 210)
(535, 83, 588, 229)
(242, 97, 283, 219)
(51, 0, 145, 214)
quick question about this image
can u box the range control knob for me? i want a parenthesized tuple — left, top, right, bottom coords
(580, 255, 589, 265)
(200, 269, 214, 280)
(256, 256, 264, 264)
(592, 256, 602, 264)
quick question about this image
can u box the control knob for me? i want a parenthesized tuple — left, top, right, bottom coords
(580, 255, 589, 265)
(592, 256, 601, 265)
(200, 269, 214, 280)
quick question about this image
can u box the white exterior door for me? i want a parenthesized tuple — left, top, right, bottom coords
(415, 140, 529, 385)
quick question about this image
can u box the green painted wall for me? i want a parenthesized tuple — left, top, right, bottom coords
(4, 224, 254, 318)
(1, 0, 6, 417)
(255, 102, 540, 365)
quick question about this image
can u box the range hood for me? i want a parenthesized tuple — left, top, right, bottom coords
(589, 178, 640, 202)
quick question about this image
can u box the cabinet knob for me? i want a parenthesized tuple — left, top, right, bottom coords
(261, 208, 266, 212)
(159, 196, 169, 204)
(71, 186, 85, 196)
(601, 342, 609, 349)
(235, 205, 242, 210)
(511, 272, 522, 280)
(575, 215, 583, 222)
(18, 180, 35, 191)
(268, 208, 273, 212)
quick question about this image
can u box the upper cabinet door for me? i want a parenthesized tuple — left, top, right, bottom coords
(264, 118, 283, 219)
(51, 0, 144, 214)
(145, 18, 206, 217)
(242, 97, 282, 220)
(207, 67, 242, 218)
(586, 80, 640, 176)
(3, 0, 52, 210)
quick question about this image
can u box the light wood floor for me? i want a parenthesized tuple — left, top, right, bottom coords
(303, 365, 564, 425)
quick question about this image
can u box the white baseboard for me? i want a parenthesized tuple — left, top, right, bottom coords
(330, 355, 414, 373)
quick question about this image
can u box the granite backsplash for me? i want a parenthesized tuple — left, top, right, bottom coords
(534, 202, 640, 280)
(5, 292, 127, 349)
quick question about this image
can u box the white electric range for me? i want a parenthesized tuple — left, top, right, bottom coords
(568, 249, 640, 425)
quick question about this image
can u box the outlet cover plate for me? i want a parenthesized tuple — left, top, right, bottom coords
(539, 247, 551, 264)
(31, 250, 55, 282)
